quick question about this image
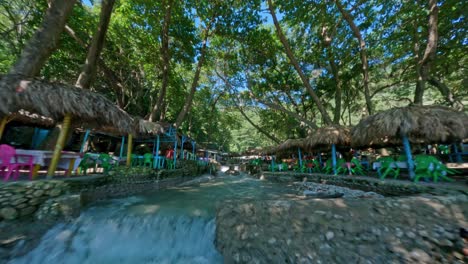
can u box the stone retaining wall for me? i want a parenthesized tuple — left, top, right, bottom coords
(0, 161, 209, 221)
(215, 195, 468, 263)
(80, 175, 196, 203)
(0, 181, 69, 220)
(260, 172, 460, 196)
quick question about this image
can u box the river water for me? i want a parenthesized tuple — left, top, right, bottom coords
(9, 175, 293, 264)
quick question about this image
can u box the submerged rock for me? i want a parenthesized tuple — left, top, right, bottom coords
(0, 207, 18, 220)
(295, 182, 384, 199)
(303, 190, 344, 199)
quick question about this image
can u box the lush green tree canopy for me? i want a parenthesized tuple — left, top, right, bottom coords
(1, 0, 466, 152)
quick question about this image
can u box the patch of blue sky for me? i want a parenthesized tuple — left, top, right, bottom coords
(82, 0, 93, 7)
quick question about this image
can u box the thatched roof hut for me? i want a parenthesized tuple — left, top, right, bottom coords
(137, 120, 166, 135)
(305, 125, 351, 150)
(275, 138, 307, 153)
(261, 146, 278, 155)
(8, 110, 55, 128)
(0, 75, 135, 134)
(351, 105, 468, 148)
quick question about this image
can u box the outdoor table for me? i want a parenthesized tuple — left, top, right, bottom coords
(372, 161, 408, 170)
(15, 149, 82, 177)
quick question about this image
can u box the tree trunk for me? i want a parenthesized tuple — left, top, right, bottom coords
(149, 0, 173, 121)
(267, 0, 333, 125)
(64, 25, 125, 107)
(75, 0, 115, 89)
(9, 0, 77, 76)
(253, 96, 318, 129)
(327, 49, 342, 124)
(174, 18, 213, 128)
(414, 0, 439, 105)
(428, 77, 464, 110)
(237, 105, 281, 144)
(238, 71, 318, 129)
(334, 0, 372, 115)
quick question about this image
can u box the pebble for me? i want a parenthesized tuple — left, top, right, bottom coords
(406, 231, 416, 239)
(418, 230, 429, 237)
(437, 239, 453, 247)
(325, 231, 334, 240)
(409, 249, 431, 263)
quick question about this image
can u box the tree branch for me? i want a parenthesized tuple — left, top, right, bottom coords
(267, 0, 333, 124)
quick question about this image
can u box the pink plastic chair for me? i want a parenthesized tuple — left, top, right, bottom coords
(0, 144, 34, 181)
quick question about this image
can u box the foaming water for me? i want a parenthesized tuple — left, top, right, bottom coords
(9, 175, 292, 263)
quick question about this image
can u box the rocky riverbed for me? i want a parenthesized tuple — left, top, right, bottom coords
(215, 194, 468, 263)
(294, 181, 384, 199)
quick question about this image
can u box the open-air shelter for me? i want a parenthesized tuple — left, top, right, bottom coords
(305, 125, 351, 174)
(0, 75, 135, 177)
(351, 105, 468, 178)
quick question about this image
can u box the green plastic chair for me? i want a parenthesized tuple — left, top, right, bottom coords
(78, 153, 96, 175)
(98, 153, 113, 173)
(439, 145, 450, 155)
(278, 162, 288, 171)
(251, 159, 262, 166)
(396, 155, 407, 162)
(377, 156, 400, 179)
(311, 159, 321, 173)
(268, 163, 277, 172)
(336, 158, 350, 175)
(166, 158, 175, 169)
(414, 155, 454, 183)
(293, 161, 305, 172)
(348, 157, 366, 175)
(142, 153, 153, 168)
(323, 159, 334, 174)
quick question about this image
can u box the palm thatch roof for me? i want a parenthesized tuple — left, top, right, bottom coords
(305, 125, 351, 150)
(275, 138, 307, 153)
(8, 110, 55, 128)
(0, 74, 135, 134)
(351, 105, 468, 148)
(137, 120, 166, 135)
(258, 145, 278, 155)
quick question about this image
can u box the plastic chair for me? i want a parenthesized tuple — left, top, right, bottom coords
(143, 153, 153, 168)
(78, 153, 96, 175)
(336, 158, 350, 175)
(97, 154, 113, 173)
(279, 162, 288, 171)
(377, 156, 400, 179)
(396, 155, 407, 162)
(350, 157, 366, 175)
(166, 158, 175, 169)
(323, 159, 334, 174)
(268, 163, 277, 172)
(0, 144, 34, 180)
(414, 155, 454, 183)
(311, 159, 321, 173)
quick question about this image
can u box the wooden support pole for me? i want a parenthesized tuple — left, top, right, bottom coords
(47, 113, 72, 178)
(119, 136, 125, 160)
(0, 116, 9, 140)
(126, 134, 133, 167)
(331, 144, 337, 175)
(402, 136, 415, 179)
(298, 147, 303, 168)
(80, 129, 90, 153)
(173, 138, 178, 168)
(155, 135, 160, 169)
